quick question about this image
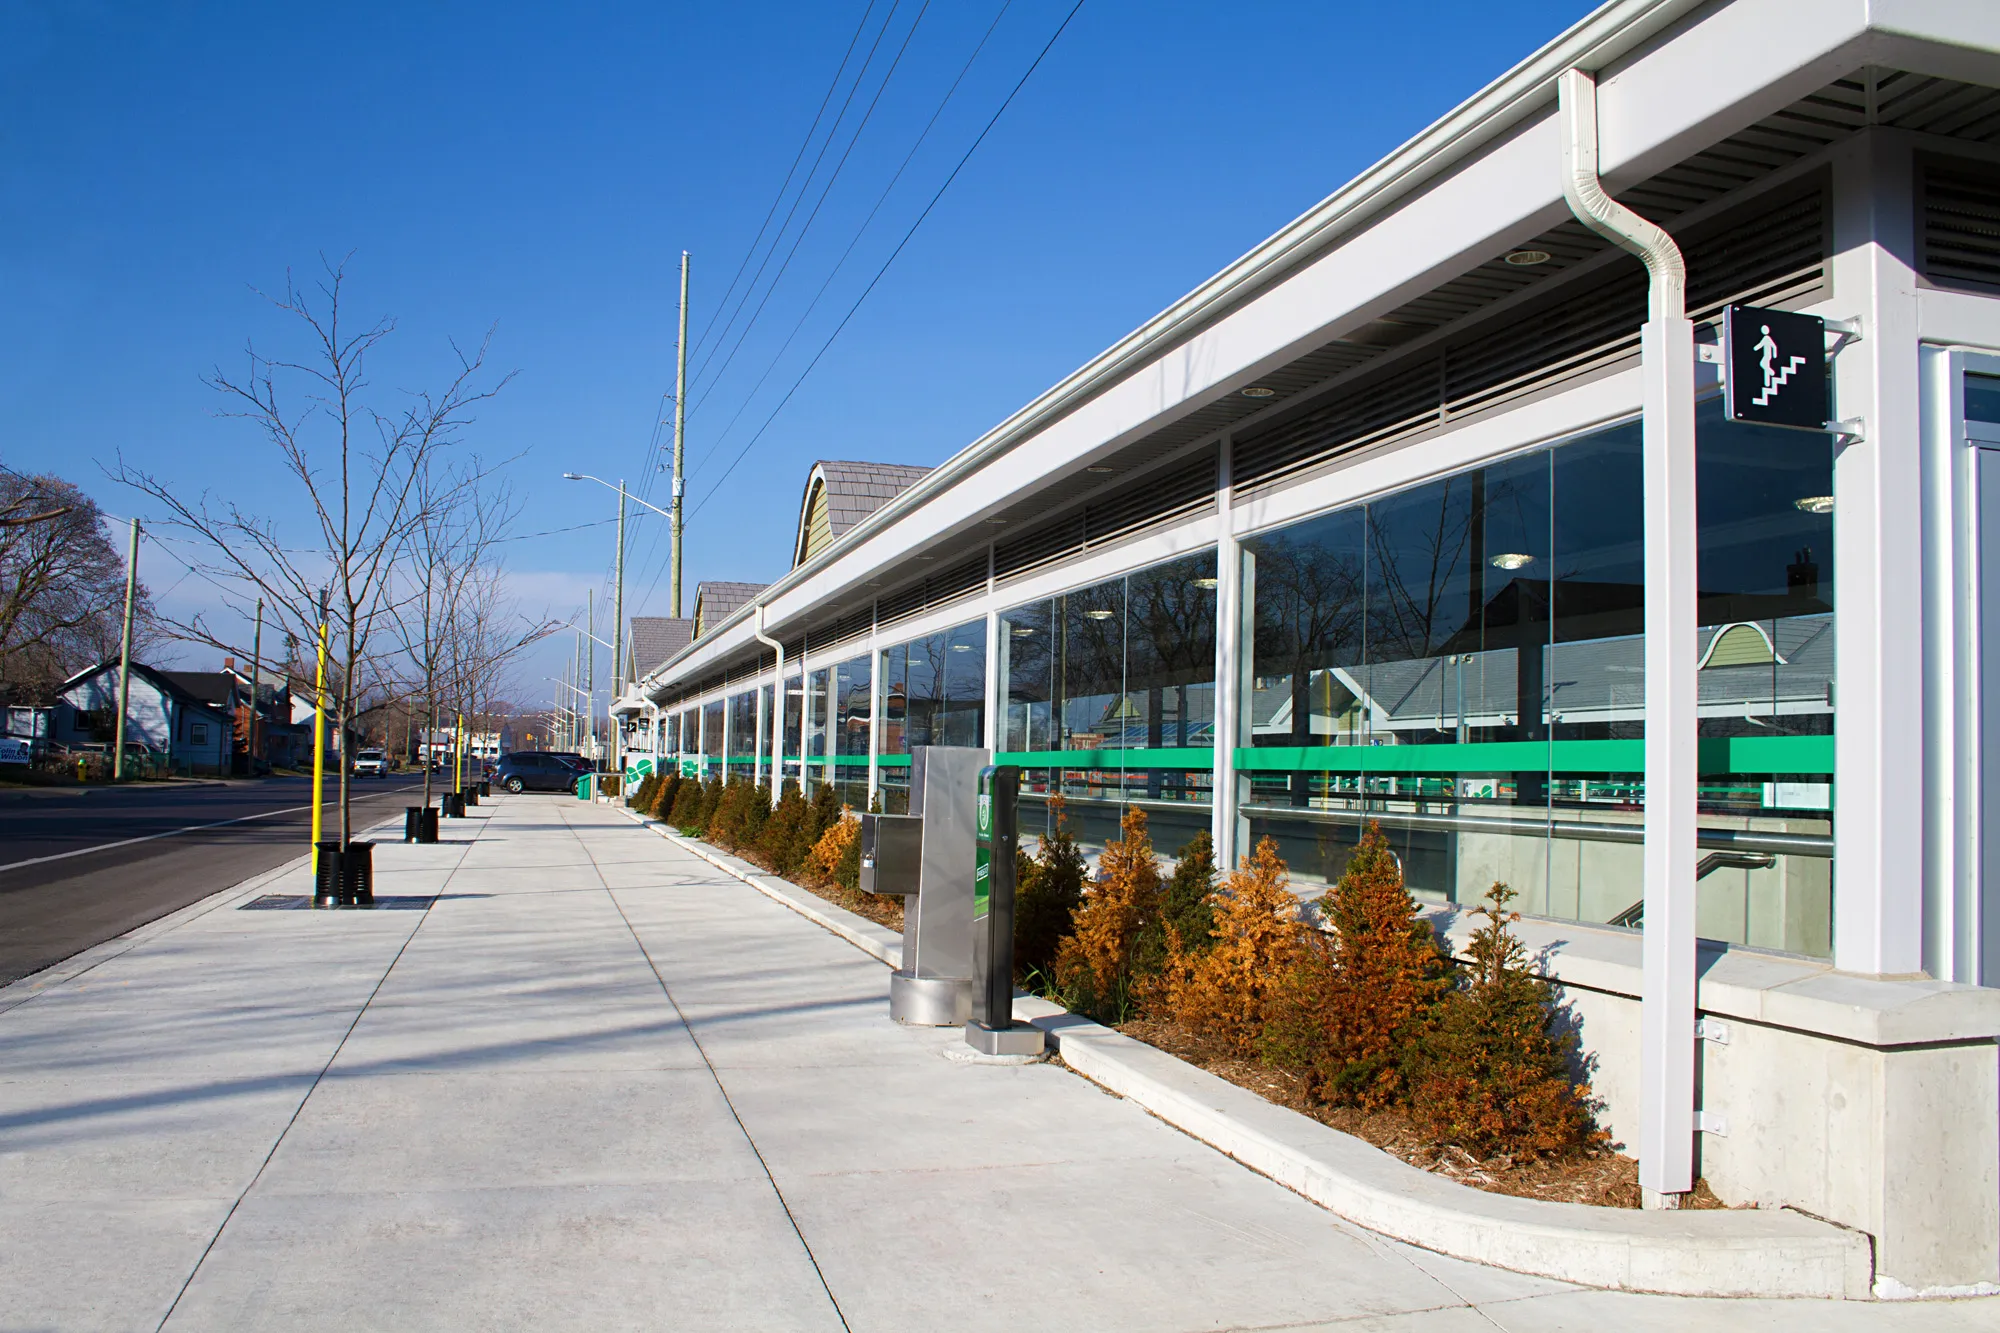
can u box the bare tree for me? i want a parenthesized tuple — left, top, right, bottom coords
(0, 469, 159, 703)
(115, 259, 509, 849)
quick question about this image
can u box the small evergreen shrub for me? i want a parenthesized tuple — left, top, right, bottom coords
(1054, 807, 1160, 1023)
(805, 782, 840, 851)
(1014, 794, 1086, 981)
(758, 780, 812, 875)
(1151, 836, 1308, 1056)
(1131, 830, 1217, 981)
(668, 773, 705, 831)
(802, 807, 860, 892)
(1407, 882, 1604, 1158)
(629, 773, 660, 812)
(1286, 822, 1451, 1110)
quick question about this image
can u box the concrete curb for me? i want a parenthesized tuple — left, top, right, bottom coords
(611, 807, 903, 967)
(610, 802, 1871, 1301)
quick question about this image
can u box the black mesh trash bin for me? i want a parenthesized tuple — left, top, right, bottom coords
(417, 806, 439, 843)
(313, 842, 342, 906)
(342, 841, 374, 905)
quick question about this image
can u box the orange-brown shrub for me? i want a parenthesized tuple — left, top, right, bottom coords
(1053, 807, 1160, 1021)
(1150, 836, 1308, 1055)
(1280, 822, 1451, 1109)
(802, 807, 859, 890)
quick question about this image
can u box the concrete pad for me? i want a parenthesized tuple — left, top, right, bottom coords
(254, 1069, 769, 1194)
(0, 1197, 233, 1333)
(163, 1182, 845, 1333)
(1478, 1287, 2000, 1331)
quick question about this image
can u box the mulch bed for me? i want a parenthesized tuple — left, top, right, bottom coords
(674, 827, 906, 932)
(1119, 1016, 1726, 1210)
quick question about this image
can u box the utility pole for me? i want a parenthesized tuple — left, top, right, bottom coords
(585, 595, 595, 760)
(112, 517, 140, 781)
(248, 599, 264, 775)
(670, 250, 689, 619)
(613, 479, 626, 703)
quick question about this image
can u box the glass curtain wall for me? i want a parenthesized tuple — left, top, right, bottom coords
(1000, 549, 1217, 857)
(780, 677, 803, 786)
(701, 700, 724, 778)
(727, 691, 757, 781)
(831, 653, 872, 809)
(877, 618, 987, 813)
(1241, 398, 1834, 956)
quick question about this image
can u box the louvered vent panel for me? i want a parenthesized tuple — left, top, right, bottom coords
(1236, 183, 1827, 491)
(925, 554, 988, 607)
(1082, 450, 1216, 546)
(874, 583, 926, 628)
(994, 512, 1086, 581)
(1922, 157, 2000, 292)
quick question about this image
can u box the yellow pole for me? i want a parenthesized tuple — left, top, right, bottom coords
(310, 617, 328, 865)
(455, 713, 464, 794)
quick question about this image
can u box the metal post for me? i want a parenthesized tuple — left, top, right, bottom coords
(613, 478, 626, 713)
(455, 712, 465, 794)
(310, 590, 329, 864)
(1559, 68, 1698, 1208)
(248, 599, 263, 774)
(112, 518, 140, 781)
(670, 251, 689, 619)
(586, 591, 595, 763)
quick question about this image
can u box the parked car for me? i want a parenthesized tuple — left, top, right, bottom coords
(494, 751, 590, 794)
(351, 748, 389, 778)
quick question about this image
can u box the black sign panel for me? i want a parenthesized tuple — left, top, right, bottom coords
(1724, 304, 1829, 431)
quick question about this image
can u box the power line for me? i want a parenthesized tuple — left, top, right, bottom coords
(686, 1, 930, 423)
(686, 1, 911, 403)
(689, 1, 882, 365)
(683, 0, 1012, 484)
(688, 0, 1086, 520)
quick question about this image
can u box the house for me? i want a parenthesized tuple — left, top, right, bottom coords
(53, 662, 234, 776)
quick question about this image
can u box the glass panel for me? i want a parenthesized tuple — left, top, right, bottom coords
(1968, 372, 2000, 425)
(1122, 550, 1216, 805)
(832, 653, 871, 810)
(1239, 402, 1832, 957)
(875, 618, 987, 813)
(939, 619, 987, 746)
(879, 642, 911, 813)
(1001, 599, 1054, 752)
(702, 700, 724, 776)
(727, 691, 757, 778)
(805, 667, 830, 791)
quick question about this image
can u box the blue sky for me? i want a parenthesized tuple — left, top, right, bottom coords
(0, 0, 1595, 713)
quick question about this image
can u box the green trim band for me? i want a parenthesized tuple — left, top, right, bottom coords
(987, 735, 1833, 776)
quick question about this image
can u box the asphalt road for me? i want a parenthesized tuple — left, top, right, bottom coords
(0, 775, 432, 986)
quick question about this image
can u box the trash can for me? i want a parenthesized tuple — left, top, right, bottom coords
(575, 774, 592, 800)
(417, 806, 439, 844)
(314, 842, 343, 907)
(403, 806, 424, 843)
(442, 792, 464, 818)
(342, 841, 374, 905)
(478, 780, 491, 798)
(464, 787, 480, 808)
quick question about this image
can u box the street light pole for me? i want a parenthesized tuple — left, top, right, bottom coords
(112, 517, 140, 781)
(671, 250, 689, 619)
(613, 479, 626, 703)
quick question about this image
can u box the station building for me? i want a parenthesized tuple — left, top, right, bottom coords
(617, 0, 2000, 1292)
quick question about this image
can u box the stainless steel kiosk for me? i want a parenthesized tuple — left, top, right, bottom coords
(860, 746, 990, 1025)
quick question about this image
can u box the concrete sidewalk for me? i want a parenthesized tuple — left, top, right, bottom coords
(2, 796, 1994, 1332)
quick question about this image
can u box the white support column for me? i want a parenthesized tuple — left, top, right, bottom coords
(983, 608, 1002, 752)
(753, 686, 766, 791)
(867, 638, 883, 808)
(1832, 131, 1925, 977)
(1212, 433, 1244, 870)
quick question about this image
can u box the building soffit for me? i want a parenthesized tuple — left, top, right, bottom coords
(641, 5, 2000, 702)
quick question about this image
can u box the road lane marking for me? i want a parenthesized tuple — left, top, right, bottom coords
(0, 784, 424, 874)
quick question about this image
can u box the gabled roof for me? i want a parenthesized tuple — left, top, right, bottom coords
(794, 461, 933, 567)
(693, 583, 770, 639)
(59, 661, 234, 718)
(159, 671, 238, 709)
(628, 617, 694, 681)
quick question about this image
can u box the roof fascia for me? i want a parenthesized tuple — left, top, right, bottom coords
(644, 0, 1997, 696)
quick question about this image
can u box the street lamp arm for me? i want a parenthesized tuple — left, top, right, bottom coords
(562, 472, 673, 523)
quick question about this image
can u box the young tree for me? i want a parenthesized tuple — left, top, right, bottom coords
(116, 259, 508, 848)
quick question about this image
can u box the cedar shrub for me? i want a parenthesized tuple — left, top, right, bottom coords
(1014, 794, 1086, 980)
(1131, 830, 1217, 981)
(1151, 836, 1308, 1055)
(1054, 807, 1161, 1023)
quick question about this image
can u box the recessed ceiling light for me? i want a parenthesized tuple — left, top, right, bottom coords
(1489, 552, 1535, 570)
(1086, 466, 1115, 474)
(949, 643, 973, 652)
(1084, 609, 1116, 620)
(1010, 626, 1037, 637)
(1240, 386, 1277, 399)
(1505, 249, 1552, 266)
(1193, 577, 1219, 589)
(985, 517, 1008, 525)
(1794, 495, 1834, 515)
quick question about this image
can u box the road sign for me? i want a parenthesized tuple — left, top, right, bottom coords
(1724, 304, 1829, 431)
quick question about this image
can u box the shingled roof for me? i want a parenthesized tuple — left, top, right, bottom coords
(628, 616, 693, 682)
(794, 460, 933, 567)
(692, 582, 770, 639)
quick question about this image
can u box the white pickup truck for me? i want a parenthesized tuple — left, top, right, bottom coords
(351, 748, 389, 778)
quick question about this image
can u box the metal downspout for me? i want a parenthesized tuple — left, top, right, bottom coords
(1558, 67, 1699, 1209)
(753, 605, 785, 807)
